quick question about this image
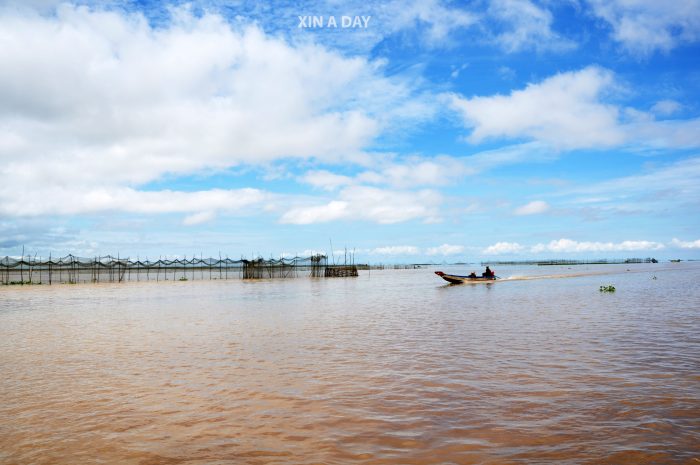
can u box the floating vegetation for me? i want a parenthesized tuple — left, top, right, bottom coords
(599, 285, 616, 293)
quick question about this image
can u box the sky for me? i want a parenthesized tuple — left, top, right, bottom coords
(1, 0, 700, 262)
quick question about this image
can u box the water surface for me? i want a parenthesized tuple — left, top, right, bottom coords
(1, 263, 699, 464)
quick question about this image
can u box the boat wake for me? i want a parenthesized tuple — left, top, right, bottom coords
(498, 274, 598, 281)
(500, 268, 657, 281)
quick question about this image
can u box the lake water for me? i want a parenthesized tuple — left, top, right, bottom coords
(1, 263, 699, 464)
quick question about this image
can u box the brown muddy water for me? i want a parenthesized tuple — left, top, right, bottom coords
(1, 263, 699, 464)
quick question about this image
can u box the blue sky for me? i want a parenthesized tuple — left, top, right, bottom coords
(1, 0, 700, 261)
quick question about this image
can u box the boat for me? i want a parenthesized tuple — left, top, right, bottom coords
(434, 271, 497, 284)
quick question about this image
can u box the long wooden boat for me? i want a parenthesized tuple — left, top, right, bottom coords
(435, 271, 497, 284)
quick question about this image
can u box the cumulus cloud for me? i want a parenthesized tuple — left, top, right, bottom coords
(587, 0, 700, 55)
(448, 66, 700, 151)
(300, 170, 354, 191)
(426, 244, 465, 255)
(530, 238, 665, 253)
(370, 246, 420, 255)
(489, 0, 576, 52)
(297, 144, 561, 195)
(514, 200, 550, 215)
(449, 66, 624, 149)
(0, 6, 381, 172)
(0, 4, 426, 219)
(279, 186, 442, 224)
(0, 186, 268, 218)
(483, 238, 680, 255)
(299, 154, 474, 193)
(483, 241, 524, 254)
(670, 238, 700, 249)
(357, 155, 474, 188)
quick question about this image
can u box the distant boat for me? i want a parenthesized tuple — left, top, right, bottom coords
(435, 271, 497, 284)
(670, 259, 681, 263)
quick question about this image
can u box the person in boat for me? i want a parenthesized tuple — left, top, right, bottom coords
(468, 272, 477, 278)
(482, 266, 495, 278)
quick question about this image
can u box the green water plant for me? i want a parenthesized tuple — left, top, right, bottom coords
(599, 285, 616, 293)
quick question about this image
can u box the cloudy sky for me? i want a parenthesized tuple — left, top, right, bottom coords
(1, 0, 700, 261)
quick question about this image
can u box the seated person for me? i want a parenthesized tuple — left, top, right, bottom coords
(468, 272, 477, 278)
(482, 266, 494, 278)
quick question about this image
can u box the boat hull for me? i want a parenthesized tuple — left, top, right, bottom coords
(435, 271, 497, 284)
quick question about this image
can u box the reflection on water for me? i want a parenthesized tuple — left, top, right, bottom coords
(1, 263, 699, 464)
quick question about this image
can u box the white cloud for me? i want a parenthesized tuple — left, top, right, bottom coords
(489, 0, 576, 52)
(624, 117, 700, 149)
(560, 157, 700, 211)
(498, 66, 516, 80)
(0, 5, 427, 219)
(671, 238, 700, 249)
(280, 200, 349, 224)
(370, 246, 420, 255)
(651, 99, 682, 116)
(0, 6, 381, 174)
(426, 244, 465, 255)
(449, 67, 700, 151)
(483, 241, 524, 254)
(280, 249, 326, 259)
(587, 0, 700, 55)
(466, 142, 560, 171)
(357, 155, 474, 188)
(449, 66, 624, 149)
(531, 238, 665, 253)
(390, 0, 477, 45)
(182, 211, 216, 226)
(0, 186, 268, 218)
(279, 186, 442, 224)
(300, 144, 560, 194)
(300, 170, 354, 191)
(514, 200, 550, 215)
(299, 154, 474, 193)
